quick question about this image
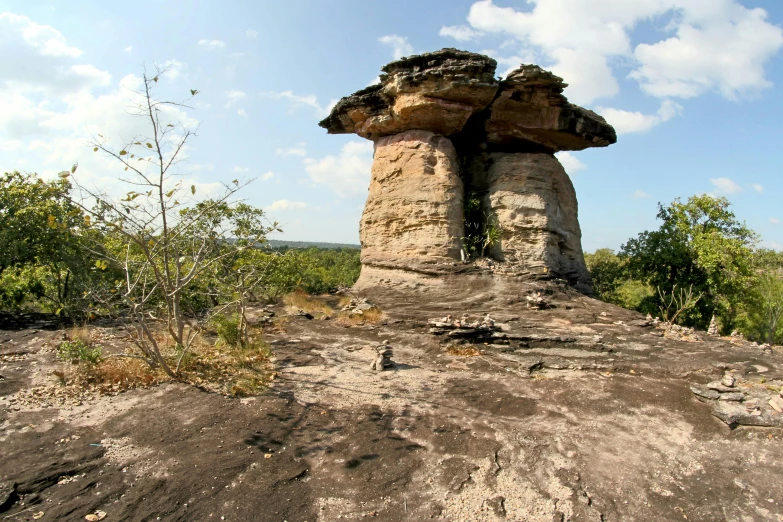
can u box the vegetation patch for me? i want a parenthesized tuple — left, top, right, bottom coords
(334, 307, 383, 326)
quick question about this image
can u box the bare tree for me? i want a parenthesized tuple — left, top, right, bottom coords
(657, 284, 704, 327)
(67, 65, 278, 377)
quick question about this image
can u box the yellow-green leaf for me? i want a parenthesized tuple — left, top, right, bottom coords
(93, 147, 98, 152)
(119, 150, 127, 156)
(191, 185, 196, 195)
(71, 163, 77, 173)
(57, 171, 70, 179)
(146, 143, 153, 149)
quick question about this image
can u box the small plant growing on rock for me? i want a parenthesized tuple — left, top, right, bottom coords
(57, 340, 103, 365)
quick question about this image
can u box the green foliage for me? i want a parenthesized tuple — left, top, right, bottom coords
(620, 195, 757, 331)
(462, 191, 502, 260)
(584, 249, 627, 300)
(0, 172, 115, 316)
(612, 279, 654, 311)
(212, 314, 242, 348)
(57, 340, 103, 365)
(741, 251, 783, 344)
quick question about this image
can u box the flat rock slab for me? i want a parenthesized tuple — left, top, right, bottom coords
(2, 278, 783, 521)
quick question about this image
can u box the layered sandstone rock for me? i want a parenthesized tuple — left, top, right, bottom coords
(360, 130, 464, 273)
(484, 66, 616, 152)
(484, 153, 591, 292)
(319, 49, 617, 292)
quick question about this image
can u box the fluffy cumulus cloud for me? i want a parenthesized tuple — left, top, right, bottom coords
(450, 0, 783, 106)
(554, 151, 586, 174)
(268, 199, 308, 211)
(439, 25, 482, 42)
(246, 29, 258, 39)
(304, 141, 373, 198)
(771, 218, 780, 225)
(752, 183, 764, 193)
(632, 190, 650, 199)
(378, 35, 413, 60)
(0, 13, 214, 195)
(225, 89, 246, 108)
(598, 99, 682, 135)
(261, 91, 337, 119)
(710, 177, 742, 195)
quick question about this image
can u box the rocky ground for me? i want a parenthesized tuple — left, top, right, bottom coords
(2, 274, 783, 521)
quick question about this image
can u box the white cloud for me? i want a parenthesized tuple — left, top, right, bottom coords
(752, 183, 764, 193)
(237, 109, 247, 117)
(632, 190, 650, 199)
(197, 39, 226, 50)
(124, 46, 132, 55)
(268, 199, 308, 211)
(0, 12, 83, 57)
(378, 34, 413, 60)
(462, 0, 783, 105)
(597, 99, 682, 134)
(770, 218, 780, 225)
(233, 166, 249, 173)
(261, 90, 336, 118)
(304, 141, 373, 197)
(0, 14, 203, 196)
(554, 151, 586, 174)
(439, 25, 482, 42)
(261, 170, 275, 181)
(631, 5, 783, 100)
(246, 29, 258, 39)
(162, 59, 184, 81)
(225, 89, 245, 108)
(276, 143, 307, 157)
(710, 177, 742, 195)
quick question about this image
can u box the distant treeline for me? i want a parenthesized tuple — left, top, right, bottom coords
(263, 239, 360, 250)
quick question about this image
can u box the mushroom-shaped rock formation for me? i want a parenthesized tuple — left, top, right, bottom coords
(319, 48, 617, 293)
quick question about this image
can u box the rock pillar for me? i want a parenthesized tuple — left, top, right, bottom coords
(319, 48, 617, 293)
(360, 130, 464, 273)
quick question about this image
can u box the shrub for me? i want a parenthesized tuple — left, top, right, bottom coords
(57, 340, 102, 365)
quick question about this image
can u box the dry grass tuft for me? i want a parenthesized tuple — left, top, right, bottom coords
(68, 325, 93, 345)
(337, 295, 353, 308)
(446, 344, 481, 357)
(334, 307, 383, 326)
(69, 356, 164, 393)
(283, 290, 334, 315)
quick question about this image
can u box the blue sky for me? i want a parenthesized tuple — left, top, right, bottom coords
(1, 0, 782, 251)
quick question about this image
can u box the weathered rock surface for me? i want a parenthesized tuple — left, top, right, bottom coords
(484, 65, 616, 151)
(359, 130, 464, 273)
(484, 153, 591, 291)
(320, 49, 498, 140)
(321, 49, 617, 293)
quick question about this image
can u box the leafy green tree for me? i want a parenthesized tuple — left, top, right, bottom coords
(620, 195, 757, 331)
(0, 171, 108, 314)
(743, 250, 783, 344)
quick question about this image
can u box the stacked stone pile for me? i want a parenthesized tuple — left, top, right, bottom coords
(370, 340, 394, 371)
(320, 48, 617, 293)
(341, 297, 377, 316)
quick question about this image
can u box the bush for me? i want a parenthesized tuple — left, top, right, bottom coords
(212, 314, 243, 348)
(57, 340, 102, 365)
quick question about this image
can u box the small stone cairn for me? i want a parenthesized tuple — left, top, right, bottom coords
(370, 340, 394, 371)
(526, 292, 550, 310)
(707, 315, 719, 336)
(342, 297, 376, 316)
